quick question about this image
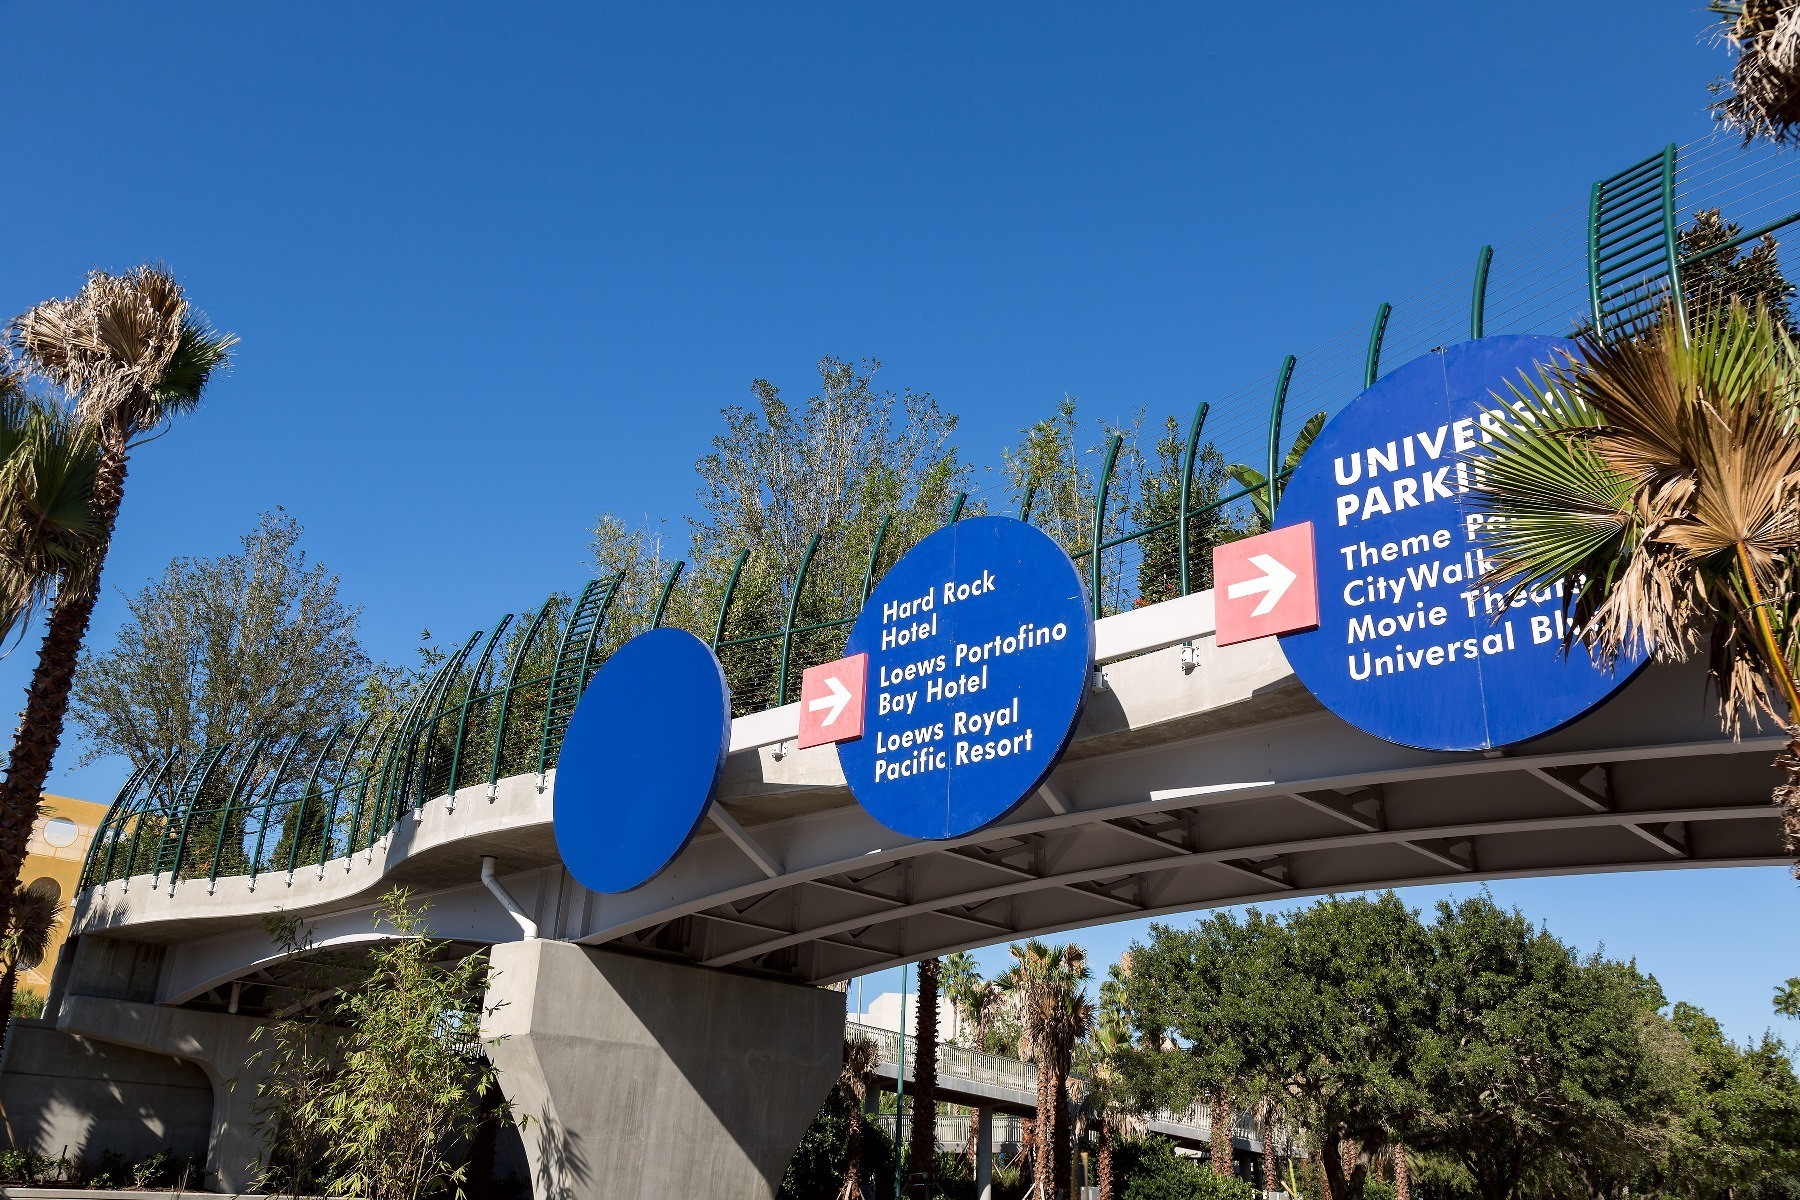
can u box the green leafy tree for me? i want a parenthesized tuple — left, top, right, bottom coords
(1269, 896, 1430, 1200)
(1123, 911, 1287, 1179)
(1662, 1001, 1800, 1196)
(248, 915, 347, 1196)
(1409, 897, 1682, 1200)
(1133, 416, 1241, 602)
(779, 1066, 894, 1200)
(1681, 208, 1798, 333)
(1, 266, 233, 942)
(1775, 976, 1800, 1018)
(71, 509, 371, 775)
(1116, 1136, 1255, 1200)
(593, 357, 970, 712)
(1002, 398, 1146, 615)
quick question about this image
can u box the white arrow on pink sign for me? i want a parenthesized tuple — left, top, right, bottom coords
(1212, 522, 1320, 646)
(796, 652, 868, 749)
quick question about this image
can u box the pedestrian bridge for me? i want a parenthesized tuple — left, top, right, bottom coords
(65, 582, 1784, 1009)
(846, 1019, 1276, 1160)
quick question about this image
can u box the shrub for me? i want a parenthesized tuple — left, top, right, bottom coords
(779, 1085, 895, 1200)
(10, 990, 43, 1020)
(0, 1148, 43, 1184)
(1116, 1136, 1254, 1200)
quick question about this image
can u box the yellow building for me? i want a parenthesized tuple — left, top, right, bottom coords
(17, 793, 106, 999)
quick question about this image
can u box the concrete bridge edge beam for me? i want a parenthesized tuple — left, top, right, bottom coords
(483, 939, 843, 1200)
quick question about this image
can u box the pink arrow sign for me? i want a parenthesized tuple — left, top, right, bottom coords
(796, 653, 868, 749)
(1213, 522, 1320, 647)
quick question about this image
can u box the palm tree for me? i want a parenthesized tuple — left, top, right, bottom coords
(1474, 301, 1800, 839)
(1084, 1016, 1146, 1200)
(0, 267, 232, 934)
(1000, 940, 1095, 1200)
(838, 1035, 880, 1200)
(0, 885, 63, 1043)
(906, 956, 941, 1197)
(1713, 1, 1800, 145)
(1776, 976, 1800, 1017)
(1227, 411, 1327, 530)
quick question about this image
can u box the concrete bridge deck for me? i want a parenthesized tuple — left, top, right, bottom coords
(64, 586, 1783, 1009)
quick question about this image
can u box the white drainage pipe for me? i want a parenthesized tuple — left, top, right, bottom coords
(480, 855, 538, 940)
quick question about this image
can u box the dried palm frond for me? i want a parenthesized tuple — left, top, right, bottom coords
(1478, 301, 1800, 732)
(1716, 0, 1800, 144)
(7, 265, 235, 441)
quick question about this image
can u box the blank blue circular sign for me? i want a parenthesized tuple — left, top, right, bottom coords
(553, 627, 731, 893)
(839, 517, 1094, 839)
(1276, 335, 1644, 751)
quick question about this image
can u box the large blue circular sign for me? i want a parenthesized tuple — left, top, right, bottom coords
(839, 516, 1094, 839)
(1277, 335, 1644, 751)
(552, 627, 731, 892)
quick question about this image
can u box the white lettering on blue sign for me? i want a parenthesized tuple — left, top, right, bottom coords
(839, 517, 1093, 840)
(1275, 335, 1644, 752)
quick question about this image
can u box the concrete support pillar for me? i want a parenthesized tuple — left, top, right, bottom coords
(55, 994, 273, 1192)
(975, 1106, 993, 1200)
(484, 939, 843, 1200)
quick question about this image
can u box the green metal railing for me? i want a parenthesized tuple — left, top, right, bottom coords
(76, 137, 1799, 896)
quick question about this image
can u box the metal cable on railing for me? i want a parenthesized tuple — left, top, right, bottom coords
(77, 134, 1800, 896)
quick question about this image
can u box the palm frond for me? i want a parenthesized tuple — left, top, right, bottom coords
(0, 396, 103, 646)
(1477, 299, 1800, 729)
(8, 265, 233, 441)
(4, 886, 62, 971)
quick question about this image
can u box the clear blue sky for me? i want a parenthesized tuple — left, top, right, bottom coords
(1, 3, 1793, 1045)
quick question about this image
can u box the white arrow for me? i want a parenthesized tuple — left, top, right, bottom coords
(1227, 554, 1297, 617)
(808, 675, 853, 726)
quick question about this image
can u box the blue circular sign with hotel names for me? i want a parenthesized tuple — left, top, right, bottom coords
(553, 627, 732, 893)
(839, 517, 1094, 840)
(1277, 335, 1644, 752)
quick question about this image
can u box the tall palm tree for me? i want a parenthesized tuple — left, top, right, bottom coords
(905, 956, 941, 1197)
(0, 381, 102, 1055)
(1775, 976, 1800, 1017)
(1714, 1, 1800, 145)
(1001, 940, 1095, 1200)
(0, 885, 63, 1043)
(1084, 1016, 1146, 1200)
(1474, 301, 1800, 840)
(838, 1035, 879, 1200)
(0, 266, 232, 931)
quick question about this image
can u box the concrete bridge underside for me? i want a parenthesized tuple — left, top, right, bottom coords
(50, 590, 1786, 1198)
(70, 591, 1784, 1003)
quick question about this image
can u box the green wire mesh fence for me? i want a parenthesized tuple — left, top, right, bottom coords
(77, 135, 1800, 894)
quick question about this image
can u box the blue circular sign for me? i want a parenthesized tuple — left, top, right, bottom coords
(839, 516, 1094, 839)
(1277, 335, 1644, 751)
(552, 627, 731, 892)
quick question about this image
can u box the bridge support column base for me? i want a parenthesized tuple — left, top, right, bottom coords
(484, 940, 843, 1200)
(55, 994, 272, 1193)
